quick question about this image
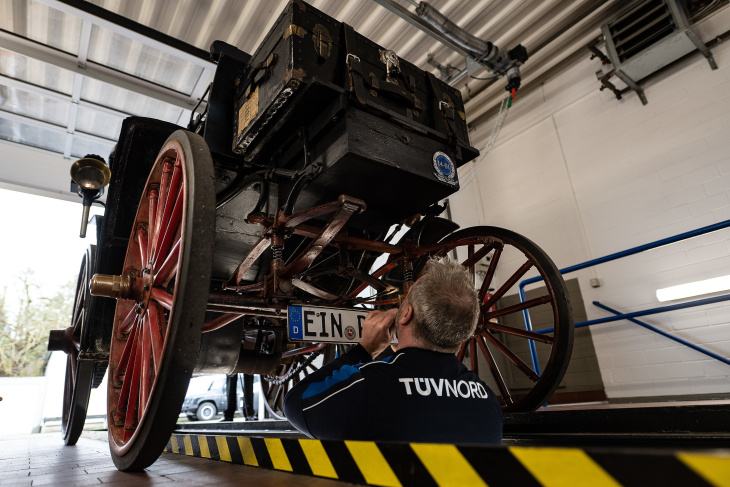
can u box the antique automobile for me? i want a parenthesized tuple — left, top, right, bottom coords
(48, 0, 573, 472)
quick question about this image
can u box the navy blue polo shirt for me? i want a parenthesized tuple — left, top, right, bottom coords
(283, 344, 503, 444)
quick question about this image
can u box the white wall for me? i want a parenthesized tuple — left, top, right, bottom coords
(452, 30, 730, 399)
(0, 377, 47, 435)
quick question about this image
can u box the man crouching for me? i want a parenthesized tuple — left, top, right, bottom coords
(283, 257, 503, 444)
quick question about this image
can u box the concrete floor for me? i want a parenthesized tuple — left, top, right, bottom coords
(0, 433, 344, 486)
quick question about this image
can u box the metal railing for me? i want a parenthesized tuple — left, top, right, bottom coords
(517, 219, 730, 376)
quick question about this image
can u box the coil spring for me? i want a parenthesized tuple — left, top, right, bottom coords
(272, 245, 284, 261)
(403, 268, 414, 283)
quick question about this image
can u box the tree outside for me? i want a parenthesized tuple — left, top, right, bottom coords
(0, 270, 75, 377)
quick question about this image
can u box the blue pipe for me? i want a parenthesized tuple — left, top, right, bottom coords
(519, 219, 730, 371)
(521, 218, 730, 288)
(593, 301, 730, 367)
(535, 293, 730, 334)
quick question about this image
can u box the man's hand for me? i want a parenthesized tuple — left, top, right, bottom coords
(359, 309, 397, 359)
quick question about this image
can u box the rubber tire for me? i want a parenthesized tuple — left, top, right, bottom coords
(108, 130, 215, 471)
(62, 246, 96, 446)
(440, 226, 574, 412)
(195, 402, 217, 421)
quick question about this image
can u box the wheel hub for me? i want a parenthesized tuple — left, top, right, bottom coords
(48, 326, 77, 355)
(90, 272, 152, 307)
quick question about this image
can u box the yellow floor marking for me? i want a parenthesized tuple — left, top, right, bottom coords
(299, 440, 338, 479)
(410, 444, 486, 487)
(170, 436, 179, 454)
(183, 435, 194, 456)
(678, 453, 730, 487)
(264, 438, 293, 471)
(197, 436, 211, 459)
(510, 447, 621, 487)
(216, 436, 232, 462)
(345, 441, 402, 487)
(237, 437, 259, 466)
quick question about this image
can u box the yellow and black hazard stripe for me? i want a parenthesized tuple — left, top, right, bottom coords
(165, 434, 730, 486)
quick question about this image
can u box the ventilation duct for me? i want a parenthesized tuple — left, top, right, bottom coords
(595, 0, 717, 103)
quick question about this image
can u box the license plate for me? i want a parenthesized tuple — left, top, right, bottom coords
(287, 305, 370, 343)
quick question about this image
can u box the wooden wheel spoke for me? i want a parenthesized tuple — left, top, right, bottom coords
(140, 315, 151, 410)
(456, 342, 467, 362)
(147, 303, 165, 371)
(462, 241, 498, 271)
(150, 161, 174, 262)
(69, 352, 77, 384)
(154, 187, 183, 270)
(119, 306, 138, 335)
(469, 339, 478, 375)
(73, 286, 84, 329)
(123, 333, 143, 438)
(152, 161, 184, 261)
(482, 319, 554, 345)
(136, 226, 148, 269)
(148, 187, 158, 241)
(116, 324, 139, 418)
(73, 308, 84, 331)
(483, 260, 533, 310)
(484, 295, 553, 320)
(150, 288, 173, 311)
(153, 237, 180, 285)
(467, 244, 475, 279)
(476, 335, 513, 405)
(114, 320, 139, 385)
(349, 261, 399, 297)
(482, 332, 540, 382)
(479, 247, 502, 303)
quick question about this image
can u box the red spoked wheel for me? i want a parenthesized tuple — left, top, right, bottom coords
(102, 130, 215, 471)
(436, 226, 573, 412)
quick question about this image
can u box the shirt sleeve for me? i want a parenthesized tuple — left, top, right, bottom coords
(283, 344, 372, 439)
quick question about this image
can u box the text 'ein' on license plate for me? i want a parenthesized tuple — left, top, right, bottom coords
(288, 305, 369, 343)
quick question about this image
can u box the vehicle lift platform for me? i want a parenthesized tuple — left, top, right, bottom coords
(4, 401, 728, 486)
(161, 400, 730, 486)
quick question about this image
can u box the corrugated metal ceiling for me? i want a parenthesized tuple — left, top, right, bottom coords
(0, 0, 723, 182)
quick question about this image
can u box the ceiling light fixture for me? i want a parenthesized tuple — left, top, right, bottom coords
(656, 275, 730, 302)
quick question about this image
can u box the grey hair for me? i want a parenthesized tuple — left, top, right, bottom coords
(406, 257, 480, 351)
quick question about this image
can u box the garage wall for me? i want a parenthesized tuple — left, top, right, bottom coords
(451, 34, 730, 400)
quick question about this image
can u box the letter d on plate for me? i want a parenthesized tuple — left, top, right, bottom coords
(288, 306, 303, 340)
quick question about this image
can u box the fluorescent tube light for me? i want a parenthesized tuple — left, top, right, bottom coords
(656, 275, 730, 302)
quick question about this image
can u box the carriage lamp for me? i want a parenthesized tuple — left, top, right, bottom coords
(71, 154, 111, 238)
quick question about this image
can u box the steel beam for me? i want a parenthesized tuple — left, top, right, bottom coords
(64, 19, 93, 159)
(35, 0, 215, 70)
(0, 109, 116, 145)
(0, 30, 203, 111)
(0, 74, 132, 119)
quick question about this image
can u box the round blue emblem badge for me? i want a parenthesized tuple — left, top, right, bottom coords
(432, 152, 457, 185)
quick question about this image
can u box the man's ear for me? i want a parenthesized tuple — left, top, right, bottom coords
(398, 303, 413, 326)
